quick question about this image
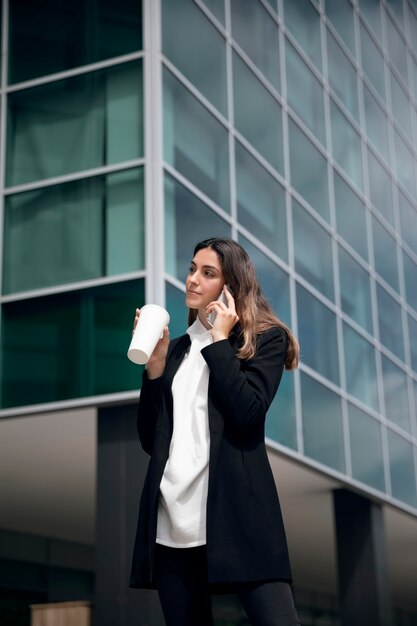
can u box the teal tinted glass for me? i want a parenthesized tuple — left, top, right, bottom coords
(297, 285, 339, 385)
(162, 0, 227, 115)
(394, 131, 416, 198)
(367, 150, 394, 225)
(231, 0, 280, 91)
(410, 9, 417, 55)
(333, 172, 368, 260)
(164, 69, 229, 212)
(386, 14, 408, 83)
(1, 279, 145, 408)
(289, 119, 329, 221)
(372, 216, 399, 292)
(376, 284, 404, 361)
(358, 0, 382, 40)
(239, 235, 291, 325)
(301, 373, 345, 472)
(386, 0, 404, 25)
(327, 31, 359, 121)
(233, 53, 283, 174)
(349, 404, 385, 492)
(409, 315, 417, 373)
(398, 192, 417, 255)
(7, 61, 143, 186)
(388, 431, 417, 507)
(403, 253, 417, 313)
(293, 200, 334, 301)
(283, 0, 322, 71)
(286, 40, 325, 144)
(364, 86, 389, 163)
(331, 100, 363, 191)
(8, 0, 142, 84)
(202, 0, 225, 24)
(266, 374, 297, 450)
(235, 142, 287, 261)
(325, 0, 355, 55)
(166, 283, 187, 339)
(164, 174, 231, 281)
(381, 355, 411, 433)
(338, 246, 373, 333)
(391, 71, 412, 138)
(344, 323, 378, 411)
(3, 169, 144, 295)
(360, 22, 385, 100)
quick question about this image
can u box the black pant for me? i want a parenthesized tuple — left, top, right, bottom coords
(154, 544, 301, 626)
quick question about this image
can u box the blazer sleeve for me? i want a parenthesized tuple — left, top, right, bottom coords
(137, 370, 163, 455)
(200, 327, 287, 433)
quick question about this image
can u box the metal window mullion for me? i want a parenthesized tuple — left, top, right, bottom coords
(224, 0, 237, 240)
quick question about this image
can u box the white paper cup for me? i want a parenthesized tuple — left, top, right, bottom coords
(127, 304, 170, 365)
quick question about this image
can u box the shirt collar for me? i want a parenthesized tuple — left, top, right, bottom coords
(187, 316, 212, 341)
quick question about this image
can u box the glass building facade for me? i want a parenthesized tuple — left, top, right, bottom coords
(1, 0, 417, 624)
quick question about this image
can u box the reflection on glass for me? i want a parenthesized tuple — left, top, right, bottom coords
(358, 0, 382, 40)
(402, 252, 417, 313)
(331, 100, 363, 191)
(166, 283, 187, 339)
(233, 53, 284, 174)
(283, 0, 322, 71)
(390, 71, 412, 138)
(386, 14, 408, 83)
(333, 172, 368, 260)
(408, 315, 417, 373)
(7, 61, 143, 186)
(388, 431, 417, 507)
(286, 40, 325, 144)
(164, 174, 231, 281)
(410, 10, 417, 56)
(289, 118, 329, 220)
(367, 150, 394, 225)
(266, 374, 297, 450)
(364, 86, 389, 163)
(348, 403, 385, 492)
(372, 216, 399, 292)
(325, 0, 355, 54)
(162, 0, 227, 115)
(327, 31, 358, 121)
(236, 142, 287, 261)
(338, 246, 373, 333)
(297, 285, 339, 385)
(394, 132, 416, 198)
(164, 68, 230, 212)
(3, 168, 144, 295)
(8, 0, 142, 84)
(301, 373, 345, 472)
(293, 200, 334, 301)
(381, 355, 411, 433)
(1, 279, 145, 408)
(398, 192, 417, 256)
(231, 0, 280, 91)
(202, 0, 225, 24)
(360, 22, 385, 100)
(344, 323, 378, 410)
(376, 284, 404, 361)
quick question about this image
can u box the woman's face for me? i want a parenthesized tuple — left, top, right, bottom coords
(185, 248, 224, 310)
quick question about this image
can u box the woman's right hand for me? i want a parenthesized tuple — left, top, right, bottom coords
(133, 308, 170, 379)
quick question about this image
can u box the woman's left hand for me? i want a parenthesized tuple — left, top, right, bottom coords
(206, 285, 239, 342)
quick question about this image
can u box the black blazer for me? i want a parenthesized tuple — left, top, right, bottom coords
(129, 326, 292, 592)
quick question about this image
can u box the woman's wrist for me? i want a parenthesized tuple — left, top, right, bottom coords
(146, 364, 164, 379)
(211, 330, 229, 343)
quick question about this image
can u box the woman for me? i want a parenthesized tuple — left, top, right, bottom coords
(129, 238, 300, 626)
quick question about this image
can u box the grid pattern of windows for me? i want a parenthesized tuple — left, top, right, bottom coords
(1, 0, 417, 513)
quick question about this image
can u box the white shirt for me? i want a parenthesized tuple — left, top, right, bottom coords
(156, 317, 213, 548)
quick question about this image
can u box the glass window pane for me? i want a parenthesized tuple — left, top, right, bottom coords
(348, 404, 385, 492)
(293, 200, 334, 301)
(344, 323, 379, 411)
(331, 100, 363, 191)
(372, 216, 399, 292)
(297, 285, 340, 385)
(410, 8, 417, 56)
(283, 0, 322, 71)
(394, 131, 416, 198)
(233, 53, 284, 174)
(367, 150, 394, 225)
(325, 0, 355, 55)
(408, 314, 417, 373)
(333, 172, 368, 260)
(398, 191, 417, 255)
(301, 373, 345, 472)
(327, 30, 359, 121)
(164, 174, 231, 281)
(387, 431, 417, 507)
(163, 68, 230, 212)
(166, 283, 187, 339)
(403, 252, 417, 313)
(364, 86, 389, 163)
(338, 246, 373, 333)
(8, 0, 142, 84)
(162, 0, 227, 115)
(381, 355, 411, 433)
(391, 70, 412, 138)
(266, 374, 297, 451)
(376, 284, 404, 361)
(289, 119, 329, 221)
(7, 61, 143, 186)
(358, 0, 382, 40)
(386, 14, 408, 84)
(286, 40, 325, 144)
(231, 0, 280, 91)
(236, 142, 287, 261)
(3, 168, 144, 295)
(360, 21, 385, 100)
(1, 279, 145, 408)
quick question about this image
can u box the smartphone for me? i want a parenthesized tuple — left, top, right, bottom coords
(207, 286, 232, 327)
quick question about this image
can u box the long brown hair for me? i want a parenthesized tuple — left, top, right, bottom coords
(187, 238, 299, 369)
